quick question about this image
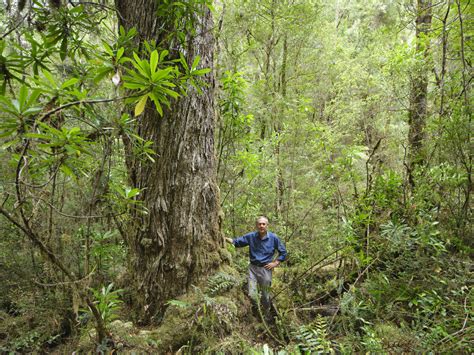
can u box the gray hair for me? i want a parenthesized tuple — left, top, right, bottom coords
(255, 216, 269, 224)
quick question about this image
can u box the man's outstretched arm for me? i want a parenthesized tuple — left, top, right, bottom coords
(226, 234, 250, 247)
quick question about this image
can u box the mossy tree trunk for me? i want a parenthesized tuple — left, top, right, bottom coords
(407, 0, 432, 188)
(115, 0, 223, 323)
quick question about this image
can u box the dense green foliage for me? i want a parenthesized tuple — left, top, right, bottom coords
(0, 0, 472, 352)
(215, 0, 472, 352)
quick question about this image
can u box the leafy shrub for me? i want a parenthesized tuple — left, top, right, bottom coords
(87, 283, 123, 325)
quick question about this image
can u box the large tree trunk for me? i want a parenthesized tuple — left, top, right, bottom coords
(116, 0, 224, 323)
(407, 0, 432, 188)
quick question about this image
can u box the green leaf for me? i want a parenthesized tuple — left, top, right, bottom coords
(159, 50, 169, 62)
(131, 61, 148, 78)
(132, 52, 142, 66)
(27, 89, 41, 106)
(23, 107, 42, 116)
(60, 164, 76, 178)
(116, 47, 125, 61)
(161, 81, 176, 88)
(191, 55, 200, 71)
(192, 68, 211, 76)
(166, 299, 190, 309)
(134, 95, 148, 116)
(42, 69, 56, 86)
(123, 82, 146, 90)
(179, 52, 189, 72)
(140, 59, 151, 77)
(60, 37, 68, 61)
(68, 127, 81, 135)
(38, 121, 62, 136)
(155, 99, 163, 116)
(1, 138, 20, 148)
(206, 3, 216, 13)
(0, 131, 16, 139)
(125, 187, 140, 198)
(151, 70, 167, 82)
(162, 87, 179, 99)
(143, 41, 152, 54)
(24, 133, 49, 139)
(150, 50, 158, 74)
(148, 92, 164, 116)
(61, 78, 79, 89)
(93, 65, 114, 83)
(12, 99, 20, 113)
(18, 85, 28, 109)
(102, 41, 113, 56)
(69, 4, 84, 13)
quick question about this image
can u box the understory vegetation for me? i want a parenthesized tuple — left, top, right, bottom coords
(0, 0, 472, 353)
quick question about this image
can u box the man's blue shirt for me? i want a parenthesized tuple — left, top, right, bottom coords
(232, 231, 287, 266)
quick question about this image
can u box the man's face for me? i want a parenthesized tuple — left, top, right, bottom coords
(256, 219, 268, 235)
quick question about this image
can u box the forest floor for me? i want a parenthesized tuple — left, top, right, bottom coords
(50, 265, 342, 353)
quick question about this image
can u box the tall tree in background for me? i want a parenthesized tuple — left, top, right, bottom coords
(115, 0, 223, 323)
(407, 0, 432, 188)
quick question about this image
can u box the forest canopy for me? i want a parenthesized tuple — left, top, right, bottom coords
(0, 0, 472, 352)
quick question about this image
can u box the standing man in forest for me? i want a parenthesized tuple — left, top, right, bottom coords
(226, 216, 287, 321)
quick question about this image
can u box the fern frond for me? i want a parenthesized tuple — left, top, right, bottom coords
(293, 315, 333, 353)
(206, 272, 238, 296)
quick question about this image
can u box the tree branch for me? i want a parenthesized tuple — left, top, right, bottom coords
(37, 96, 132, 123)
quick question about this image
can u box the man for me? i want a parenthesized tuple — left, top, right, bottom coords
(226, 216, 287, 320)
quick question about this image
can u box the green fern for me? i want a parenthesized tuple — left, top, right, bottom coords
(166, 299, 191, 309)
(293, 315, 333, 353)
(206, 272, 238, 296)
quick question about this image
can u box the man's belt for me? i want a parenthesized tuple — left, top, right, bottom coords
(250, 262, 267, 267)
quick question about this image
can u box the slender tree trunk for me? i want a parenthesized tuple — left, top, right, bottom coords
(407, 0, 432, 188)
(115, 1, 223, 323)
(275, 34, 288, 219)
(456, 0, 472, 236)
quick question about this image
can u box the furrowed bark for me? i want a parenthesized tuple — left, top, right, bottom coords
(115, 0, 223, 323)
